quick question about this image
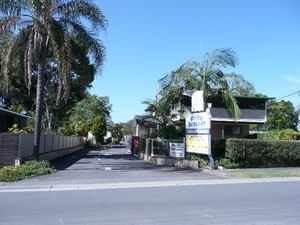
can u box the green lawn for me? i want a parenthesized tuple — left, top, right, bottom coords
(227, 169, 300, 179)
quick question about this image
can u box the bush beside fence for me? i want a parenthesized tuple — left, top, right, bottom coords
(139, 137, 300, 169)
(223, 139, 300, 168)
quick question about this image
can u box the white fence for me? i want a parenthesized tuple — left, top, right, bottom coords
(0, 133, 85, 167)
(18, 134, 85, 158)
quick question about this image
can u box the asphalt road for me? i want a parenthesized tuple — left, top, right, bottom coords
(1, 145, 300, 225)
(1, 181, 300, 225)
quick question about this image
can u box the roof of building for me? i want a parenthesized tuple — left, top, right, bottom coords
(0, 107, 31, 119)
(233, 95, 275, 100)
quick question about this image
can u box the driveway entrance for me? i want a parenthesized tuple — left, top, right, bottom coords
(51, 144, 224, 183)
(1, 144, 225, 188)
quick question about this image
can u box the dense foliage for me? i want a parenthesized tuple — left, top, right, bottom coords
(110, 123, 123, 144)
(217, 139, 300, 168)
(157, 124, 184, 139)
(0, 0, 107, 158)
(0, 161, 55, 182)
(91, 115, 107, 144)
(60, 93, 112, 137)
(260, 129, 300, 140)
(267, 100, 299, 130)
(157, 48, 253, 119)
(8, 124, 33, 134)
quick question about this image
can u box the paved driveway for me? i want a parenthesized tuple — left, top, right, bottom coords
(0, 145, 225, 189)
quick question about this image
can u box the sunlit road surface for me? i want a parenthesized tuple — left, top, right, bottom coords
(1, 181, 300, 225)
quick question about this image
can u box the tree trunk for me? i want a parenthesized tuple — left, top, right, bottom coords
(33, 35, 47, 160)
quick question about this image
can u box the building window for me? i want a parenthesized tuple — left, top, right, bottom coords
(224, 126, 241, 135)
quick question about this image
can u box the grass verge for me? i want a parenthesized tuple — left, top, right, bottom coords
(0, 160, 56, 182)
(227, 169, 300, 179)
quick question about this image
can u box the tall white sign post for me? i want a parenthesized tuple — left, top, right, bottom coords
(185, 90, 214, 166)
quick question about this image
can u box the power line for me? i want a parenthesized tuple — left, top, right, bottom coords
(276, 90, 300, 101)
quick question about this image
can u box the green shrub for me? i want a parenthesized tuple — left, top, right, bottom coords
(157, 124, 182, 139)
(260, 130, 280, 140)
(215, 158, 240, 169)
(279, 129, 300, 140)
(220, 139, 300, 168)
(139, 138, 146, 154)
(211, 139, 226, 158)
(190, 154, 210, 167)
(8, 124, 33, 134)
(260, 129, 300, 140)
(0, 161, 56, 182)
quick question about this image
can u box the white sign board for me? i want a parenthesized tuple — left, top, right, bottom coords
(169, 143, 185, 158)
(185, 112, 211, 155)
(191, 90, 204, 112)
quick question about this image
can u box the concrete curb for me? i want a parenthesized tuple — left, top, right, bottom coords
(1, 177, 300, 193)
(140, 153, 199, 169)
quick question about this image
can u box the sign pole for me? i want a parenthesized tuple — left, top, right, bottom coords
(206, 103, 215, 168)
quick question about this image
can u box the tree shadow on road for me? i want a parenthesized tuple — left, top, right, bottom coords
(50, 146, 206, 175)
(50, 147, 99, 170)
(51, 147, 139, 170)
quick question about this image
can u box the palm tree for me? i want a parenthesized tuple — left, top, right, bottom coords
(142, 98, 170, 127)
(0, 0, 107, 159)
(159, 48, 253, 119)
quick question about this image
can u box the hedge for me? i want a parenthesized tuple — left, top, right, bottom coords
(223, 139, 300, 168)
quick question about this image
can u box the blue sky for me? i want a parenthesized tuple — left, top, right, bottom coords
(90, 0, 300, 123)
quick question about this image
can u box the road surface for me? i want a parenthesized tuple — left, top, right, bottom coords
(1, 146, 300, 224)
(1, 181, 300, 225)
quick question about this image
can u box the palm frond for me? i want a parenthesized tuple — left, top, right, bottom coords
(48, 20, 72, 103)
(0, 0, 24, 15)
(142, 99, 157, 113)
(209, 69, 229, 90)
(24, 28, 34, 92)
(1, 28, 31, 92)
(210, 48, 238, 68)
(157, 72, 174, 90)
(67, 21, 106, 69)
(219, 89, 241, 119)
(0, 15, 21, 32)
(59, 0, 108, 31)
(223, 73, 254, 90)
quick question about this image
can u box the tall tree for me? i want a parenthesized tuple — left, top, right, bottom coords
(0, 0, 107, 159)
(91, 114, 107, 144)
(110, 123, 123, 144)
(61, 93, 112, 137)
(120, 120, 135, 136)
(158, 48, 253, 119)
(267, 100, 299, 130)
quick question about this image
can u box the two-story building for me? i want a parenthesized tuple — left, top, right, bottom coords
(133, 94, 273, 140)
(171, 94, 273, 140)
